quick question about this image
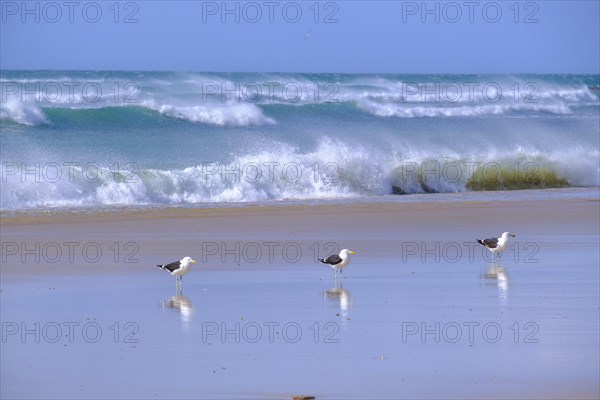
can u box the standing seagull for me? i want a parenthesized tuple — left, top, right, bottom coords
(319, 249, 356, 280)
(157, 256, 197, 290)
(477, 232, 516, 261)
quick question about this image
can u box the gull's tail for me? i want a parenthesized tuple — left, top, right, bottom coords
(318, 259, 326, 264)
(476, 240, 485, 246)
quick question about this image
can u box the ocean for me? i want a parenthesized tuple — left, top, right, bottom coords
(1, 71, 599, 212)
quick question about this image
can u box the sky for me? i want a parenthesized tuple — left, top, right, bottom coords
(1, 0, 599, 73)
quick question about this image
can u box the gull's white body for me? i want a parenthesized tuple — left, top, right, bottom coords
(319, 249, 356, 279)
(478, 232, 516, 261)
(170, 257, 195, 277)
(157, 256, 197, 291)
(329, 254, 351, 271)
(493, 232, 514, 255)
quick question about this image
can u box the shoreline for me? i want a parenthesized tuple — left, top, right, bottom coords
(2, 186, 598, 225)
(2, 190, 598, 280)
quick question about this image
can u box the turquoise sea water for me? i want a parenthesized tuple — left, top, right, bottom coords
(1, 71, 599, 211)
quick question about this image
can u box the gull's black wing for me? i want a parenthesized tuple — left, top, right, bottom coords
(478, 238, 499, 248)
(323, 254, 343, 265)
(158, 260, 182, 273)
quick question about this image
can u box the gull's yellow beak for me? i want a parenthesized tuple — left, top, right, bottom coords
(349, 251, 356, 255)
(191, 259, 198, 264)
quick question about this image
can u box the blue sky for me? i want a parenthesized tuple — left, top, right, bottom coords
(1, 0, 599, 73)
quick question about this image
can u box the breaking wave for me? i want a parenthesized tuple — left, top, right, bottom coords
(2, 139, 598, 211)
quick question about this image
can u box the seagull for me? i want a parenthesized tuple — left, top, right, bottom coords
(319, 249, 355, 279)
(157, 256, 197, 290)
(477, 232, 516, 261)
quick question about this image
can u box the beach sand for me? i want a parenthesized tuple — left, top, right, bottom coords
(1, 191, 599, 399)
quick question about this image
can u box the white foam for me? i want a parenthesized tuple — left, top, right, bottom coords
(0, 98, 48, 126)
(145, 101, 275, 126)
(5, 135, 599, 212)
(356, 99, 573, 118)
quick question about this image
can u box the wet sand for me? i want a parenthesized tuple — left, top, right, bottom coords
(1, 191, 599, 399)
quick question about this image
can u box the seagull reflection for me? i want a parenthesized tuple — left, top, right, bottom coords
(323, 284, 353, 323)
(162, 294, 194, 331)
(482, 262, 509, 304)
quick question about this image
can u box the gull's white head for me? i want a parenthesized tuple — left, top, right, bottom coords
(340, 249, 356, 257)
(501, 232, 516, 239)
(181, 256, 197, 266)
